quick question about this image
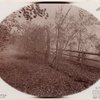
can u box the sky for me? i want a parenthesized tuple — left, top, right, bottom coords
(0, 0, 100, 38)
(1, 3, 99, 22)
(1, 2, 100, 32)
(1, 1, 100, 38)
(0, 0, 100, 21)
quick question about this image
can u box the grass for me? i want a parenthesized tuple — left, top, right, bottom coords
(0, 52, 100, 97)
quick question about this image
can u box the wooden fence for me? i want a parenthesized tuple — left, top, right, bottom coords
(50, 49, 100, 68)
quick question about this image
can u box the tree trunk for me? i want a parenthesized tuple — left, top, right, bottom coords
(77, 31, 81, 61)
(51, 26, 60, 65)
(45, 28, 50, 64)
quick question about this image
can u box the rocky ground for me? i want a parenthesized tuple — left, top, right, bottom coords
(0, 53, 100, 98)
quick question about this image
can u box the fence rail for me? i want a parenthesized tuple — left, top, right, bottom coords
(50, 48, 100, 68)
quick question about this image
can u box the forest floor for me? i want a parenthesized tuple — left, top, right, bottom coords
(0, 52, 100, 97)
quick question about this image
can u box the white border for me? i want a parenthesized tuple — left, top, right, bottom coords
(0, 1, 100, 100)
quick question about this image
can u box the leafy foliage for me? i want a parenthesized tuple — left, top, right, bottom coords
(18, 4, 48, 20)
(0, 24, 10, 50)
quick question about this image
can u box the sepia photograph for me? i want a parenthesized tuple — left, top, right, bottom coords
(0, 3, 100, 98)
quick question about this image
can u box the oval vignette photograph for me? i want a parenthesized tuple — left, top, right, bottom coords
(0, 3, 100, 98)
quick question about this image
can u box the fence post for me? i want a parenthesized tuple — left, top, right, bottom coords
(81, 52, 85, 67)
(77, 52, 80, 61)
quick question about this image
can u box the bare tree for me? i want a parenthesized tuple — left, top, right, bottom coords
(51, 6, 72, 65)
(44, 26, 51, 64)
